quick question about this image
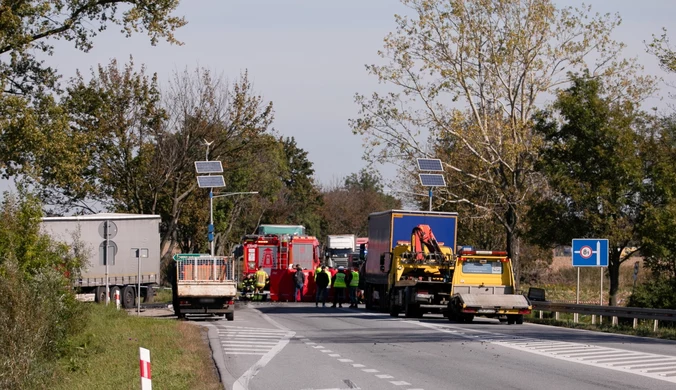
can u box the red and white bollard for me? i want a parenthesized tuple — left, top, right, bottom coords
(139, 347, 152, 389)
(114, 290, 121, 310)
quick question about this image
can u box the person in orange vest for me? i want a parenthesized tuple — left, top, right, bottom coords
(331, 266, 347, 308)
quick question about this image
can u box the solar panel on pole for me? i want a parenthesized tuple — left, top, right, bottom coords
(416, 158, 444, 172)
(195, 161, 223, 174)
(419, 173, 446, 187)
(197, 175, 226, 188)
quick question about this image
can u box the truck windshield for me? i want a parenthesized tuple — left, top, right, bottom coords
(461, 260, 503, 274)
(329, 248, 352, 258)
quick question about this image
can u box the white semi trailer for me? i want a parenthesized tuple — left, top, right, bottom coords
(41, 213, 161, 308)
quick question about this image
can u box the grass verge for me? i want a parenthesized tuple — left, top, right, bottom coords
(49, 304, 222, 390)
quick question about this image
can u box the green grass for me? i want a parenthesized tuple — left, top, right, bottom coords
(154, 287, 173, 303)
(48, 304, 221, 390)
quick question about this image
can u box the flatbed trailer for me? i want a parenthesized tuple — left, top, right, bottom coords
(170, 255, 237, 320)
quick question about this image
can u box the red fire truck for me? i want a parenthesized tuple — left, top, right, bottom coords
(240, 224, 321, 302)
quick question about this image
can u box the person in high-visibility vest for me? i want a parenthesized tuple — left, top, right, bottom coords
(331, 266, 347, 308)
(347, 265, 360, 308)
(254, 268, 269, 299)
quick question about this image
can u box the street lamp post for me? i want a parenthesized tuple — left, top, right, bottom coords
(209, 191, 259, 256)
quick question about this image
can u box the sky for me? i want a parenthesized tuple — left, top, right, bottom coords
(3, 0, 676, 197)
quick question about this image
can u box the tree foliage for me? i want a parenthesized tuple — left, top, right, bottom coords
(320, 169, 401, 237)
(0, 0, 185, 182)
(351, 0, 653, 284)
(638, 116, 676, 280)
(530, 72, 644, 305)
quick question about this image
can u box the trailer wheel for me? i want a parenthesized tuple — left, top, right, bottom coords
(143, 286, 155, 303)
(122, 285, 135, 309)
(516, 315, 524, 325)
(95, 286, 107, 303)
(462, 314, 474, 323)
(507, 315, 516, 325)
(110, 286, 121, 305)
(225, 312, 234, 321)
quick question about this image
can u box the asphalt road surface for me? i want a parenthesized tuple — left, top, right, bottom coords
(201, 302, 676, 390)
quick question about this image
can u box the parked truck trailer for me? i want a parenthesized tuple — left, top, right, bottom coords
(40, 213, 161, 308)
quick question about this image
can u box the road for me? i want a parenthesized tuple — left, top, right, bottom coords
(203, 302, 676, 390)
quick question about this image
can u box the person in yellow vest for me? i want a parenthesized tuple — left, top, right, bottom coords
(331, 266, 347, 308)
(254, 267, 269, 299)
(346, 265, 360, 308)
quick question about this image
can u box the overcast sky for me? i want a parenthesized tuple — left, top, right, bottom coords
(3, 0, 676, 197)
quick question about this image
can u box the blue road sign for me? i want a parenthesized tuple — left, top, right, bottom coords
(572, 239, 609, 267)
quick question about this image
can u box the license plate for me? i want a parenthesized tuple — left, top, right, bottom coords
(478, 309, 495, 314)
(200, 298, 215, 303)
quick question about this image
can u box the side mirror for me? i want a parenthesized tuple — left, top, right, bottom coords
(359, 244, 366, 260)
(379, 252, 392, 272)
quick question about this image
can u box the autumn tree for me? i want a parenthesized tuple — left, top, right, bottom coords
(0, 0, 185, 183)
(321, 169, 401, 237)
(260, 137, 323, 235)
(351, 0, 652, 283)
(530, 72, 645, 306)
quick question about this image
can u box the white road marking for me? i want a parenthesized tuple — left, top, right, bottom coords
(375, 374, 394, 379)
(321, 350, 333, 353)
(329, 354, 341, 357)
(338, 358, 353, 363)
(390, 381, 411, 386)
(232, 311, 295, 390)
(413, 321, 676, 384)
(352, 364, 365, 368)
(362, 369, 379, 373)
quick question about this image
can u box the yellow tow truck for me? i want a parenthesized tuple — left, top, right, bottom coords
(445, 248, 532, 324)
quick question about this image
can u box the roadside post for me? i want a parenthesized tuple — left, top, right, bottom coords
(572, 239, 609, 324)
(133, 248, 149, 315)
(139, 347, 152, 389)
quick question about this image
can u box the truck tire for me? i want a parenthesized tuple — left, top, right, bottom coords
(110, 286, 121, 305)
(95, 286, 107, 303)
(225, 312, 234, 321)
(143, 286, 155, 303)
(516, 315, 524, 325)
(389, 292, 400, 317)
(507, 315, 516, 325)
(462, 314, 474, 323)
(122, 285, 135, 309)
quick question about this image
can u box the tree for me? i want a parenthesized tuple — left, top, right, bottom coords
(0, 0, 185, 182)
(638, 115, 676, 280)
(321, 169, 401, 237)
(261, 137, 323, 236)
(529, 72, 644, 306)
(350, 0, 653, 284)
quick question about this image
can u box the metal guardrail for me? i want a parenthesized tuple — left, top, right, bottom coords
(531, 301, 676, 331)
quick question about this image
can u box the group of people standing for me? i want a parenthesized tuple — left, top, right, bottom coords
(295, 264, 360, 308)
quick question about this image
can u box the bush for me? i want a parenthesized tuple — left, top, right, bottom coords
(628, 277, 676, 309)
(0, 192, 87, 389)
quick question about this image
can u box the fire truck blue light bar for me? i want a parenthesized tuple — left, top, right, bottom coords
(195, 161, 223, 174)
(419, 173, 446, 187)
(197, 175, 226, 188)
(416, 158, 444, 172)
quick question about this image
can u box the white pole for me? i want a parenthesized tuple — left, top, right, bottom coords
(576, 267, 580, 304)
(139, 347, 152, 390)
(428, 188, 432, 211)
(137, 250, 141, 315)
(600, 267, 604, 306)
(105, 221, 110, 305)
(210, 189, 214, 257)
